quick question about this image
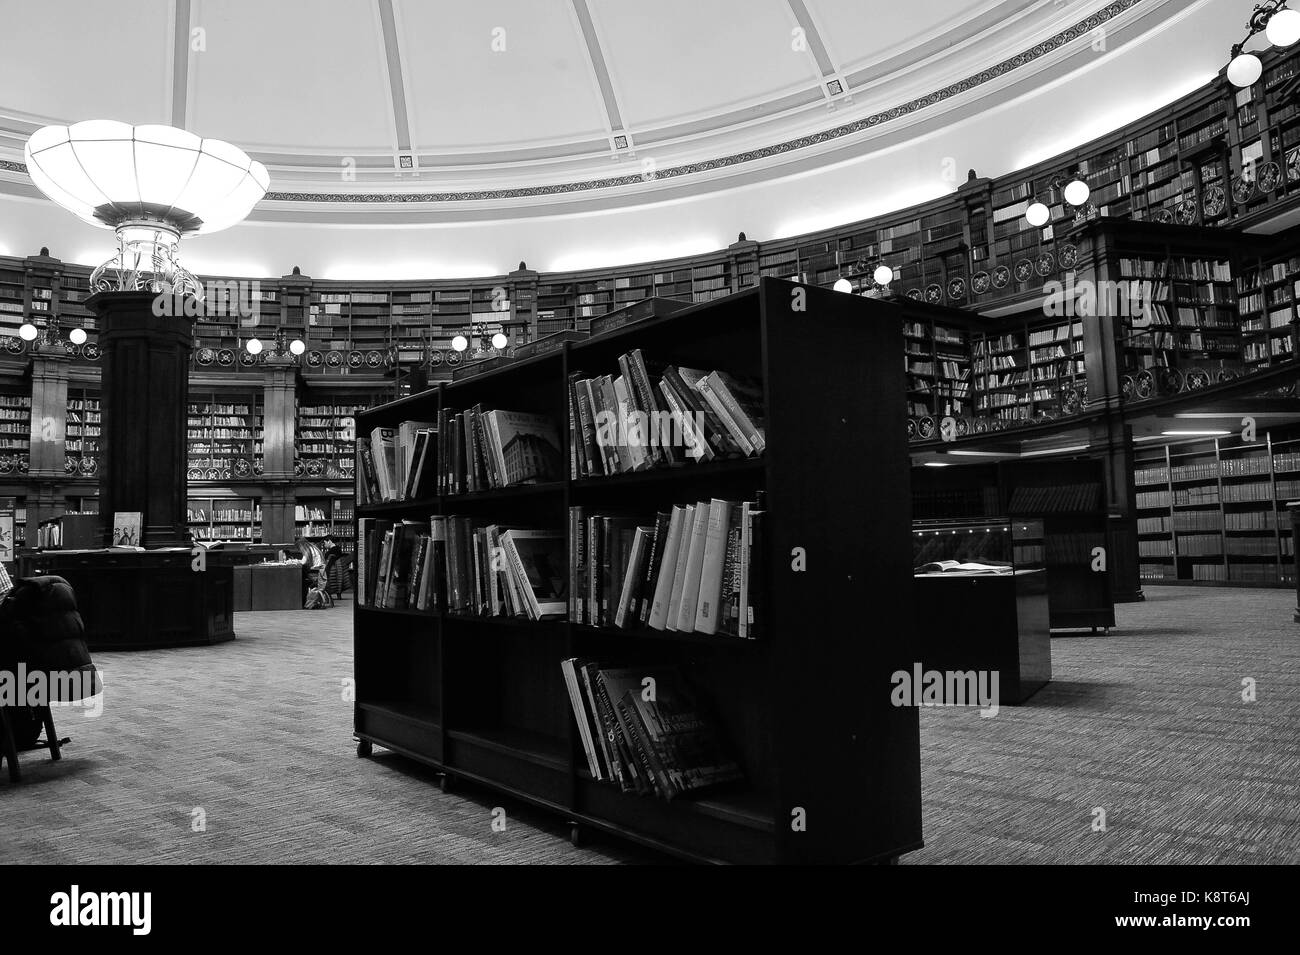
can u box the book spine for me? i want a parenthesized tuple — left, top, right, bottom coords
(693, 499, 732, 634)
(470, 527, 485, 614)
(614, 691, 672, 799)
(446, 517, 463, 612)
(561, 659, 601, 780)
(600, 519, 615, 627)
(638, 511, 670, 624)
(567, 377, 583, 480)
(630, 349, 675, 466)
(451, 414, 463, 495)
(618, 355, 660, 468)
(577, 664, 611, 781)
(500, 532, 541, 620)
(587, 515, 602, 628)
(465, 410, 479, 494)
(695, 378, 753, 456)
(598, 376, 630, 473)
(569, 507, 583, 624)
(675, 503, 711, 632)
(612, 374, 647, 472)
(710, 373, 766, 453)
(664, 505, 696, 632)
(747, 509, 765, 640)
(614, 528, 645, 629)
(575, 379, 601, 477)
(591, 671, 632, 791)
(357, 518, 371, 607)
(739, 502, 751, 639)
(408, 534, 427, 609)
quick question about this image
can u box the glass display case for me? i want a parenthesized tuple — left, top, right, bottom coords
(912, 518, 1045, 574)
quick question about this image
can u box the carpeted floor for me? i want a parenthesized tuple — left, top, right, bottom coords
(1, 585, 1297, 864)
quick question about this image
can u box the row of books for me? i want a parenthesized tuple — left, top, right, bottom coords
(358, 517, 564, 620)
(569, 497, 765, 638)
(568, 351, 765, 478)
(357, 406, 564, 504)
(559, 659, 743, 800)
(435, 407, 562, 495)
(1174, 512, 1221, 531)
(1028, 323, 1082, 347)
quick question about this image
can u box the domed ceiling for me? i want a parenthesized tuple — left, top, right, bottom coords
(0, 0, 1256, 276)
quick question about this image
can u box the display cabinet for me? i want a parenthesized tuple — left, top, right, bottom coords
(912, 518, 1052, 704)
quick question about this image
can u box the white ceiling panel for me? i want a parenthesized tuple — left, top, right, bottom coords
(400, 0, 609, 151)
(188, 0, 394, 153)
(0, 0, 172, 125)
(807, 0, 1039, 75)
(588, 0, 819, 130)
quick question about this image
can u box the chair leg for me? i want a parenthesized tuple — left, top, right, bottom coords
(39, 706, 61, 761)
(0, 708, 20, 783)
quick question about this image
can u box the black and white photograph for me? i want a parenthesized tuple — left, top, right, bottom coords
(0, 0, 1295, 928)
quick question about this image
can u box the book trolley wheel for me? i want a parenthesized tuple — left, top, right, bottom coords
(438, 773, 454, 793)
(356, 739, 373, 758)
(569, 823, 585, 848)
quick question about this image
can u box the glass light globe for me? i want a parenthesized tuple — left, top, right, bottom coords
(873, 264, 894, 286)
(18, 323, 38, 341)
(1267, 9, 1300, 47)
(1228, 53, 1263, 88)
(289, 338, 306, 355)
(833, 278, 853, 293)
(1025, 201, 1051, 227)
(491, 332, 508, 349)
(1064, 179, 1090, 206)
(69, 327, 87, 345)
(451, 335, 469, 352)
(245, 338, 263, 355)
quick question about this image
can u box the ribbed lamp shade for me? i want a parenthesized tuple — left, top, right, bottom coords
(24, 121, 268, 234)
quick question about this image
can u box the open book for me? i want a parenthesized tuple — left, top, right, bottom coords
(914, 560, 1013, 575)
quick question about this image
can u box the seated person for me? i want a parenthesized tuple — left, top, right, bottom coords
(304, 568, 333, 609)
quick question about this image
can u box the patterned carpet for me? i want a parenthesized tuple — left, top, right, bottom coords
(1, 586, 1296, 864)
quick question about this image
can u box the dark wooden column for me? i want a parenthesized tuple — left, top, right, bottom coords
(88, 291, 193, 548)
(260, 356, 297, 544)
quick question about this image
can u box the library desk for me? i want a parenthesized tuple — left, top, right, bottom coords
(912, 569, 1051, 704)
(232, 563, 302, 611)
(18, 549, 236, 650)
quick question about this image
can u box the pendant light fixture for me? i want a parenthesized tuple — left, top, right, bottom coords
(874, 264, 894, 286)
(1025, 201, 1051, 228)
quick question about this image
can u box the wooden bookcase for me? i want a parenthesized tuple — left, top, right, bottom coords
(296, 400, 364, 480)
(353, 279, 921, 864)
(186, 495, 262, 543)
(187, 390, 264, 481)
(1134, 428, 1300, 586)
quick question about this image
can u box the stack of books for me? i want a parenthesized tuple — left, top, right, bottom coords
(559, 660, 744, 800)
(569, 349, 765, 478)
(568, 494, 765, 639)
(358, 517, 565, 620)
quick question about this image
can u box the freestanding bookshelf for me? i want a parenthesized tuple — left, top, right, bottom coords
(352, 279, 922, 864)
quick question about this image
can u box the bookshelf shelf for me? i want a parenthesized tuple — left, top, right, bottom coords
(353, 279, 921, 864)
(570, 457, 765, 493)
(571, 622, 758, 649)
(443, 481, 566, 504)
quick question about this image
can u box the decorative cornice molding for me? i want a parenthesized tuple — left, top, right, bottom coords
(1, 1, 1141, 204)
